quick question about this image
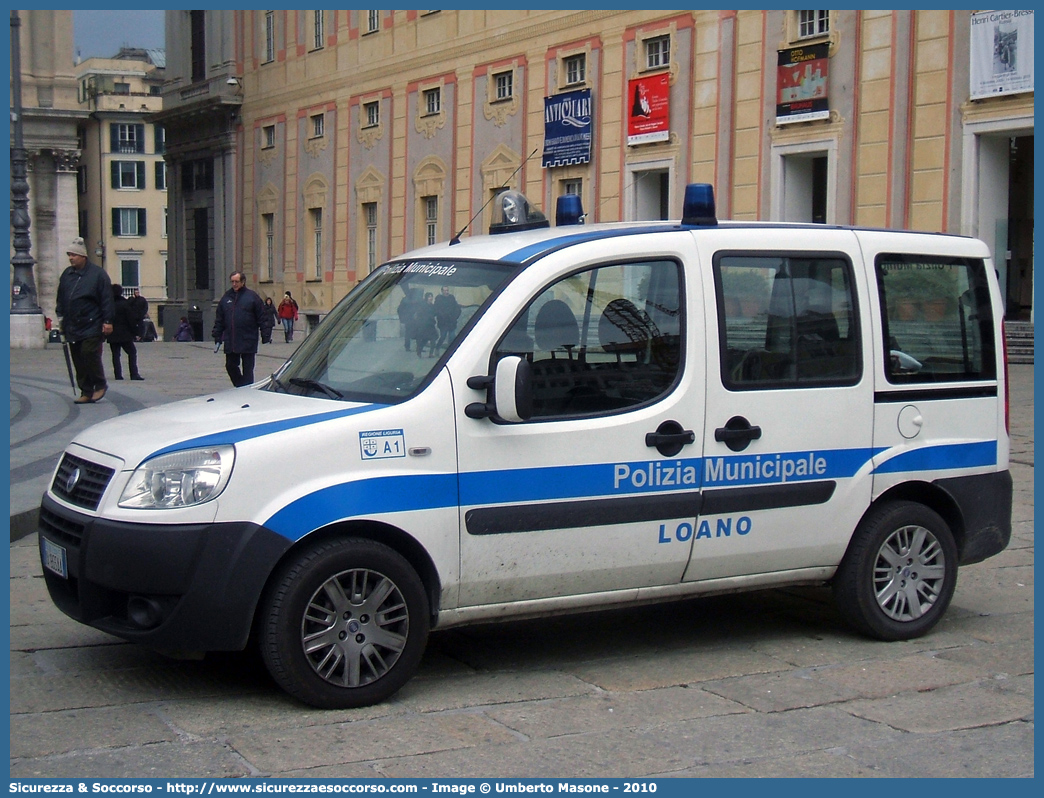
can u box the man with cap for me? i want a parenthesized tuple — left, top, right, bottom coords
(55, 237, 114, 403)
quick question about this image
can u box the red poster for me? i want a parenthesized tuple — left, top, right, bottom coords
(627, 73, 670, 145)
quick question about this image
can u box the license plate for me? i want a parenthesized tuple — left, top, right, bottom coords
(41, 537, 68, 579)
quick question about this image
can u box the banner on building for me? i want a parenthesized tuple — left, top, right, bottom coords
(775, 42, 830, 125)
(542, 88, 592, 168)
(626, 73, 670, 146)
(970, 9, 1034, 99)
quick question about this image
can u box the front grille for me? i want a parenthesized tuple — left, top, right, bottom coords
(51, 452, 115, 510)
(39, 505, 86, 547)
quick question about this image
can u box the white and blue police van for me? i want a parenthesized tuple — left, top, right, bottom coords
(39, 185, 1012, 708)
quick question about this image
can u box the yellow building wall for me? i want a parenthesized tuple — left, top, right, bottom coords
(235, 10, 1030, 314)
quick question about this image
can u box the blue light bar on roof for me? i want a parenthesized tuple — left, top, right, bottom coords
(682, 183, 717, 226)
(555, 194, 585, 226)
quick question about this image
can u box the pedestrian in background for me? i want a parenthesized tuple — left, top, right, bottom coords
(107, 284, 143, 381)
(55, 237, 114, 403)
(129, 288, 149, 340)
(278, 291, 299, 342)
(261, 297, 277, 344)
(212, 271, 265, 387)
(174, 316, 194, 342)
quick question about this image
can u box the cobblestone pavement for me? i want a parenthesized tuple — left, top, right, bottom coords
(9, 346, 1033, 778)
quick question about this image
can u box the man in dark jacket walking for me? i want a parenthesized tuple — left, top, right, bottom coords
(212, 271, 265, 387)
(107, 284, 143, 381)
(55, 237, 114, 403)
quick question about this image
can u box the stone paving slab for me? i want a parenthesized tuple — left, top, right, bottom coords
(10, 705, 178, 759)
(697, 668, 862, 712)
(933, 637, 1035, 676)
(483, 685, 750, 738)
(566, 646, 793, 693)
(840, 677, 1033, 733)
(9, 740, 256, 780)
(227, 712, 523, 774)
(155, 694, 401, 738)
(839, 720, 1036, 779)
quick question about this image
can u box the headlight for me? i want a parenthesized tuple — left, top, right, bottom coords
(119, 445, 235, 509)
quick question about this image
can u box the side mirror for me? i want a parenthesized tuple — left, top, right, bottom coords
(465, 355, 533, 422)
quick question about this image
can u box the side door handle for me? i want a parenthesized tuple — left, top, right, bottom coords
(714, 416, 762, 452)
(645, 419, 696, 457)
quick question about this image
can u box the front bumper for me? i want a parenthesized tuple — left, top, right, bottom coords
(38, 493, 292, 651)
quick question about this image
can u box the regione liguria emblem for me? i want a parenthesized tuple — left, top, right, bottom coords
(359, 429, 406, 460)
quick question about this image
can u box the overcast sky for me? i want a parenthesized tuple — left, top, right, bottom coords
(74, 9, 165, 61)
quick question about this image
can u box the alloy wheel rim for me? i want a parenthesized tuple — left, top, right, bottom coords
(873, 524, 946, 622)
(300, 567, 409, 687)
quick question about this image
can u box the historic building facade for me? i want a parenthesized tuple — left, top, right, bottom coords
(10, 10, 88, 345)
(151, 10, 242, 340)
(157, 10, 1034, 336)
(75, 50, 168, 309)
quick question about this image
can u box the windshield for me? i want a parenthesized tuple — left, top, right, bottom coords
(268, 259, 516, 403)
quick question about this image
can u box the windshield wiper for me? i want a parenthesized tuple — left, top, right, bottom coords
(270, 375, 289, 392)
(289, 377, 344, 400)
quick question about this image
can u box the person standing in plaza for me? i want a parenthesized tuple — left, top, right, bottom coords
(129, 288, 149, 340)
(212, 271, 265, 387)
(55, 237, 114, 403)
(278, 291, 299, 342)
(261, 297, 278, 344)
(107, 284, 143, 380)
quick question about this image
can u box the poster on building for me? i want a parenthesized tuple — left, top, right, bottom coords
(970, 9, 1034, 99)
(542, 88, 592, 168)
(775, 42, 830, 125)
(626, 73, 670, 146)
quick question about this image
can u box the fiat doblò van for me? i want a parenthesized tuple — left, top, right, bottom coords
(39, 186, 1011, 708)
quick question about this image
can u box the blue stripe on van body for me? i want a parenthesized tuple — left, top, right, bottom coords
(872, 440, 998, 474)
(259, 440, 998, 541)
(147, 403, 385, 460)
(264, 473, 458, 541)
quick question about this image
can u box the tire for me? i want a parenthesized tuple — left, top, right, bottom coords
(260, 537, 430, 709)
(833, 501, 957, 641)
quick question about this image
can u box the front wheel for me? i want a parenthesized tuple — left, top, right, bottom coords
(833, 501, 957, 641)
(260, 537, 430, 708)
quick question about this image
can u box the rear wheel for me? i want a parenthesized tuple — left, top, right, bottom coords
(833, 502, 957, 641)
(260, 537, 429, 708)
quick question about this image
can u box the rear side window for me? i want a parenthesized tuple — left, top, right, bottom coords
(715, 253, 861, 389)
(877, 254, 996, 383)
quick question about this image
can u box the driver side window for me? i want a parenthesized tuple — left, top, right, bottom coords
(494, 260, 683, 419)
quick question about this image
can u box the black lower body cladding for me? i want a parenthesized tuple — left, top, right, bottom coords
(38, 493, 291, 651)
(935, 470, 1013, 564)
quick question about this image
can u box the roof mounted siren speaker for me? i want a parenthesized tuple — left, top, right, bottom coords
(488, 190, 550, 235)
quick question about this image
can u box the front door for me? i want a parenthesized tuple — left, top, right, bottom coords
(685, 228, 874, 583)
(452, 239, 705, 607)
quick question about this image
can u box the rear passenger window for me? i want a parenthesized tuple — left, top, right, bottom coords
(495, 260, 683, 418)
(877, 254, 996, 383)
(715, 253, 860, 389)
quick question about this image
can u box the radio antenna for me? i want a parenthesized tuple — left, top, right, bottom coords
(450, 147, 539, 245)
